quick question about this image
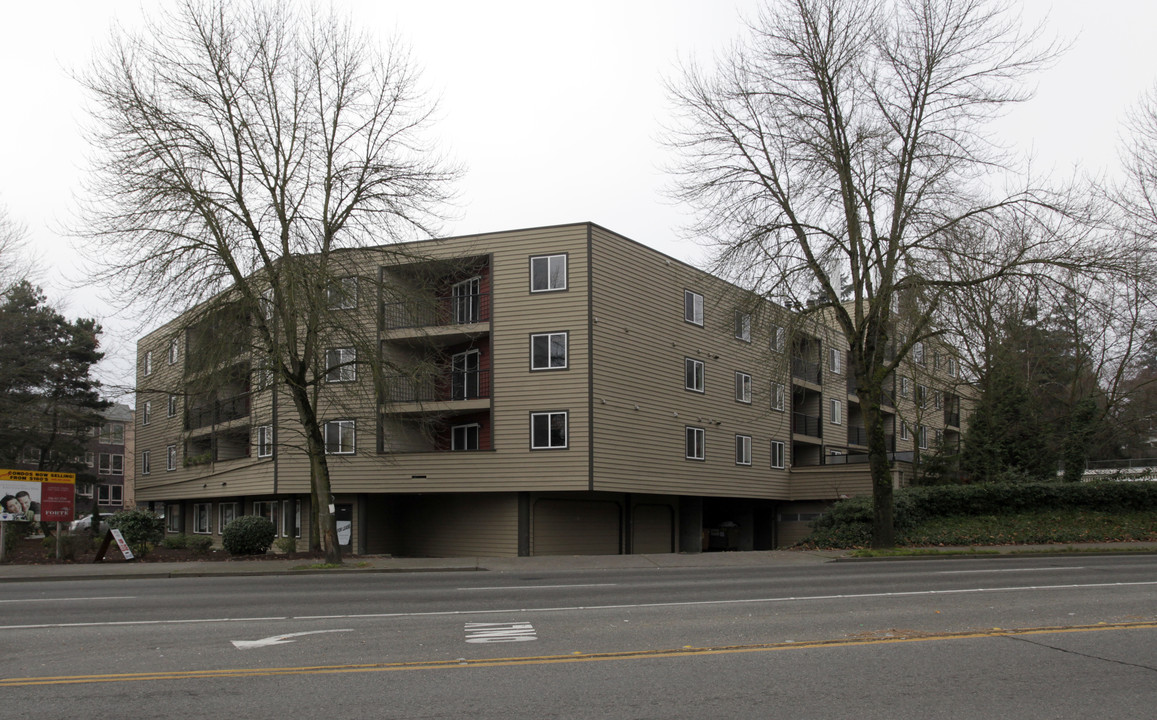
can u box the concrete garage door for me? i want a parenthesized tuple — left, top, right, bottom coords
(532, 499, 621, 555)
(631, 504, 674, 554)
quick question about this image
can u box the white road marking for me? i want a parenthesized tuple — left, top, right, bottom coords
(0, 596, 136, 604)
(464, 622, 537, 643)
(232, 629, 354, 650)
(458, 583, 617, 591)
(2, 580, 1155, 631)
(937, 567, 1085, 575)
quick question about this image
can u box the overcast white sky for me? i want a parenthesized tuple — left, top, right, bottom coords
(1, 1, 1154, 398)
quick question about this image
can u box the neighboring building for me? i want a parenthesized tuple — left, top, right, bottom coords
(133, 223, 968, 556)
(83, 404, 134, 516)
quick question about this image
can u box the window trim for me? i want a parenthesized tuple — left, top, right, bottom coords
(165, 504, 180, 533)
(193, 502, 212, 535)
(141, 451, 150, 475)
(830, 399, 843, 425)
(219, 502, 239, 533)
(685, 357, 705, 393)
(142, 400, 151, 426)
(770, 440, 786, 469)
(734, 311, 751, 342)
(684, 290, 704, 326)
(166, 444, 177, 471)
(327, 276, 358, 310)
(770, 381, 785, 412)
(685, 426, 706, 461)
(325, 347, 357, 383)
(451, 423, 481, 451)
(829, 347, 842, 375)
(97, 483, 124, 507)
(324, 419, 356, 455)
(168, 337, 180, 365)
(143, 350, 153, 376)
(735, 434, 752, 466)
(530, 411, 568, 450)
(771, 324, 785, 353)
(530, 254, 567, 293)
(530, 331, 568, 371)
(735, 371, 752, 404)
(257, 425, 273, 458)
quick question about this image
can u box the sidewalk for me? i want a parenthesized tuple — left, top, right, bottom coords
(2, 542, 1155, 583)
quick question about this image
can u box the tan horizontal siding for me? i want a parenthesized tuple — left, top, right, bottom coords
(391, 493, 519, 557)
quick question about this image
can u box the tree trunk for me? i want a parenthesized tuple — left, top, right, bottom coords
(856, 363, 896, 549)
(287, 383, 342, 565)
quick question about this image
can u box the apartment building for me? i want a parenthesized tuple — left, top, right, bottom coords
(133, 223, 967, 556)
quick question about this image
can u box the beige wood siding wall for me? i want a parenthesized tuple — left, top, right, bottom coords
(587, 226, 791, 499)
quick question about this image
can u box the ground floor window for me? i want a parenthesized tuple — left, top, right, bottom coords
(281, 499, 301, 538)
(166, 503, 180, 533)
(193, 503, 212, 534)
(219, 502, 239, 532)
(253, 500, 278, 528)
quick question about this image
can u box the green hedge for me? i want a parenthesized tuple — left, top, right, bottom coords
(222, 516, 276, 555)
(805, 481, 1157, 548)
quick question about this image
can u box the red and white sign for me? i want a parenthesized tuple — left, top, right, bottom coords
(0, 469, 76, 522)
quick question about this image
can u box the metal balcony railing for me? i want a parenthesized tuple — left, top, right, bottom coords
(383, 369, 492, 404)
(185, 395, 250, 431)
(791, 358, 822, 384)
(792, 412, 822, 438)
(381, 292, 491, 330)
(847, 427, 895, 450)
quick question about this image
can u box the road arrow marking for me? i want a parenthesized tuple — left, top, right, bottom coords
(232, 629, 353, 650)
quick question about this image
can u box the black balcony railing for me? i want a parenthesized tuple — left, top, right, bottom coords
(792, 358, 822, 384)
(381, 292, 491, 330)
(185, 395, 250, 431)
(383, 369, 492, 404)
(793, 412, 822, 438)
(944, 411, 961, 428)
(847, 427, 896, 450)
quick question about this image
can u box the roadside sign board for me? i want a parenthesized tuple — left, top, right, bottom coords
(0, 469, 76, 522)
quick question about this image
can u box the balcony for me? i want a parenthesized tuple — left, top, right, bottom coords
(382, 292, 491, 331)
(847, 427, 896, 450)
(944, 411, 961, 428)
(792, 412, 822, 438)
(791, 358, 822, 385)
(185, 395, 250, 431)
(383, 369, 492, 404)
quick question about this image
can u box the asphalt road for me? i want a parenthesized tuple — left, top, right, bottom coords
(2, 554, 1155, 718)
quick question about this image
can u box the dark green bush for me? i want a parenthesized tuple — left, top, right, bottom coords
(162, 534, 189, 549)
(188, 535, 214, 554)
(222, 516, 276, 555)
(41, 533, 89, 560)
(108, 509, 165, 557)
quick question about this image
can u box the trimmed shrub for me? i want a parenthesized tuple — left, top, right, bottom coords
(274, 536, 297, 555)
(188, 535, 214, 554)
(162, 534, 189, 550)
(222, 516, 276, 556)
(108, 509, 165, 557)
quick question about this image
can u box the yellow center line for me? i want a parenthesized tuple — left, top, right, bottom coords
(3, 621, 1154, 687)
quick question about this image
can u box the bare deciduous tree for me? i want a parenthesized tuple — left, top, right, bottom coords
(77, 0, 459, 563)
(666, 0, 1141, 546)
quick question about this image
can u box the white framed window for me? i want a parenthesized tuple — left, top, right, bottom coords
(281, 500, 301, 538)
(771, 324, 785, 353)
(193, 503, 212, 534)
(97, 484, 123, 506)
(770, 382, 785, 411)
(77, 482, 94, 498)
(141, 451, 150, 475)
(166, 504, 180, 533)
(918, 424, 929, 449)
(934, 390, 944, 410)
(899, 375, 911, 398)
(685, 426, 705, 460)
(770, 440, 786, 469)
(167, 394, 178, 418)
(260, 287, 274, 321)
(899, 422, 910, 441)
(325, 347, 357, 383)
(324, 420, 356, 455)
(830, 399, 843, 425)
(530, 412, 568, 449)
(100, 423, 125, 444)
(829, 347, 842, 374)
(166, 444, 177, 471)
(914, 341, 925, 366)
(327, 276, 358, 310)
(734, 311, 751, 342)
(219, 502, 239, 532)
(142, 401, 151, 426)
(84, 452, 94, 467)
(735, 435, 752, 466)
(684, 290, 704, 326)
(735, 372, 752, 403)
(253, 500, 277, 528)
(99, 453, 124, 476)
(916, 384, 928, 408)
(935, 428, 944, 446)
(452, 276, 482, 324)
(531, 332, 568, 370)
(143, 350, 152, 376)
(257, 425, 273, 458)
(530, 254, 567, 292)
(947, 356, 958, 378)
(452, 423, 480, 451)
(685, 358, 705, 393)
(168, 337, 180, 364)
